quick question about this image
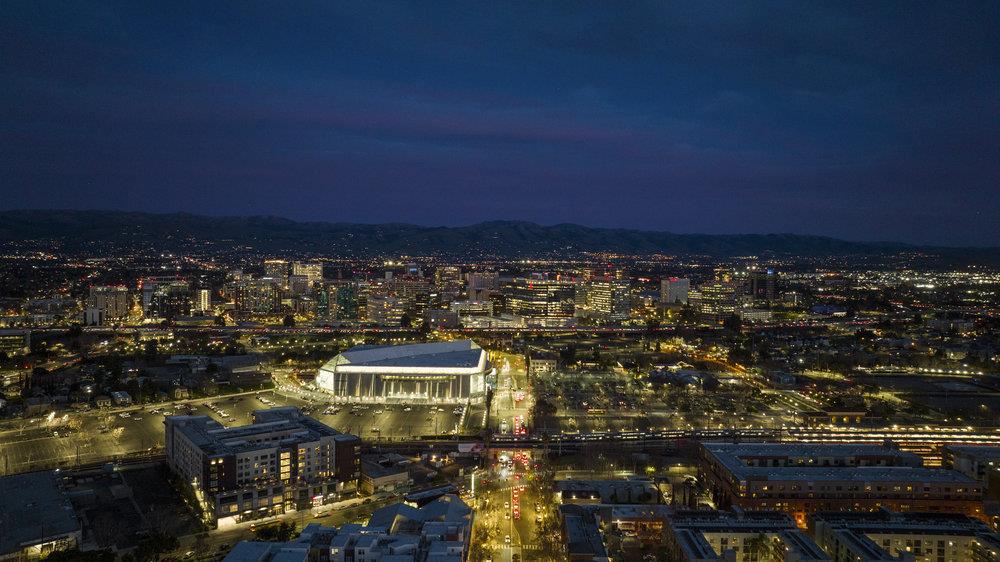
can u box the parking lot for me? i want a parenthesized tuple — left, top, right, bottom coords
(0, 387, 486, 474)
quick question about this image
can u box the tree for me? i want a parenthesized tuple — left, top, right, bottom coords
(44, 549, 115, 562)
(559, 344, 577, 366)
(745, 533, 785, 562)
(253, 521, 297, 542)
(282, 314, 296, 327)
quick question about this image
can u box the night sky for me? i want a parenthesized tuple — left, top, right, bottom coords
(3, 2, 999, 245)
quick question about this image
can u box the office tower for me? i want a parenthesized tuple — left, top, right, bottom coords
(501, 277, 575, 320)
(164, 407, 360, 525)
(466, 271, 499, 301)
(84, 285, 131, 325)
(434, 265, 463, 303)
(147, 281, 192, 320)
(691, 278, 737, 324)
(734, 266, 776, 302)
(585, 278, 632, 322)
(263, 259, 289, 287)
(332, 282, 358, 321)
(366, 295, 405, 326)
(288, 274, 311, 295)
(660, 277, 690, 305)
(236, 278, 280, 314)
(388, 275, 432, 317)
(139, 276, 186, 314)
(292, 261, 323, 286)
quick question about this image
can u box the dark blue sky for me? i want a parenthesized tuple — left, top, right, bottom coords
(3, 2, 999, 245)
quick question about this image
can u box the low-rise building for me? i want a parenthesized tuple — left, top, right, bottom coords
(811, 510, 1000, 562)
(944, 446, 1000, 501)
(663, 510, 830, 562)
(556, 479, 660, 505)
(528, 352, 558, 376)
(222, 494, 472, 562)
(700, 443, 984, 526)
(361, 454, 412, 495)
(0, 471, 81, 560)
(561, 505, 610, 562)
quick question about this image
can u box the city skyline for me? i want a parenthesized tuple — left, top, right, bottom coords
(3, 4, 1000, 561)
(3, 3, 1000, 245)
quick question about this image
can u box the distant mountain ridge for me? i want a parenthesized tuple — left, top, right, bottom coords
(0, 209, 995, 261)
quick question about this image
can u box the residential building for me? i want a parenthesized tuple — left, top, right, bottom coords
(944, 446, 1000, 501)
(663, 510, 830, 562)
(811, 510, 1000, 562)
(164, 407, 361, 525)
(222, 495, 473, 562)
(699, 443, 984, 526)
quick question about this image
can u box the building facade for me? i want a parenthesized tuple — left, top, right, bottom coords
(164, 407, 360, 526)
(501, 277, 576, 325)
(811, 510, 1000, 562)
(661, 277, 691, 305)
(699, 443, 985, 526)
(316, 340, 492, 405)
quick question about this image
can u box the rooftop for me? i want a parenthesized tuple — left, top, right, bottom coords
(224, 496, 471, 562)
(321, 340, 487, 371)
(702, 442, 974, 483)
(0, 471, 80, 556)
(668, 510, 830, 561)
(166, 407, 358, 456)
(945, 445, 1000, 460)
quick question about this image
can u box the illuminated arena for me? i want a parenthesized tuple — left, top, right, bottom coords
(316, 340, 491, 404)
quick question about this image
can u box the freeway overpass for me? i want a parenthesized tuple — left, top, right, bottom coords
(25, 320, 850, 338)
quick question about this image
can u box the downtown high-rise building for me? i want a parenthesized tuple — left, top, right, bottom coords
(292, 261, 323, 286)
(236, 278, 280, 315)
(84, 285, 131, 325)
(366, 294, 406, 326)
(690, 270, 738, 324)
(193, 288, 211, 314)
(502, 277, 576, 321)
(263, 259, 289, 287)
(660, 277, 690, 305)
(734, 266, 776, 302)
(145, 280, 193, 320)
(466, 271, 499, 301)
(585, 278, 632, 322)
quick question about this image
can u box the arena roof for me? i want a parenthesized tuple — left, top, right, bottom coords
(320, 340, 488, 374)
